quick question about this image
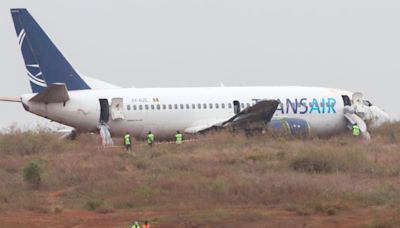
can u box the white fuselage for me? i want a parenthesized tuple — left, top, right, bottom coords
(21, 86, 354, 139)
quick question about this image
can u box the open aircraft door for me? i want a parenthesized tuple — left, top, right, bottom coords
(110, 98, 124, 120)
(99, 99, 110, 123)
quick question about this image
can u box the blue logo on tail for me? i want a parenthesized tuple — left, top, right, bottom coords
(11, 8, 91, 93)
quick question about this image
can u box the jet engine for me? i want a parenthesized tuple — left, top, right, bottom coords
(268, 118, 311, 136)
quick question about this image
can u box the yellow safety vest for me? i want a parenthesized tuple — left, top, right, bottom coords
(124, 134, 131, 145)
(352, 126, 361, 136)
(175, 133, 183, 144)
(147, 134, 155, 143)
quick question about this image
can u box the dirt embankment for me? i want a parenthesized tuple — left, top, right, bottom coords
(0, 123, 400, 227)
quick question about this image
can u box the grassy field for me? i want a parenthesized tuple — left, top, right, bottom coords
(0, 123, 400, 227)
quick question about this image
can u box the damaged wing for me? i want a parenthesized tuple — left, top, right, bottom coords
(189, 99, 279, 133)
(221, 99, 280, 129)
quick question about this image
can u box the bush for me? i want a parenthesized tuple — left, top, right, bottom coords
(0, 130, 64, 155)
(289, 148, 375, 173)
(22, 160, 42, 187)
(87, 200, 102, 211)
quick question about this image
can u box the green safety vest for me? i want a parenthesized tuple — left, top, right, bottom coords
(124, 134, 131, 145)
(131, 224, 140, 228)
(175, 133, 183, 144)
(147, 134, 155, 143)
(352, 126, 361, 136)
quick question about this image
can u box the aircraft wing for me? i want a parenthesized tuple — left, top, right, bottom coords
(184, 119, 227, 133)
(187, 99, 279, 134)
(29, 83, 69, 103)
(221, 99, 280, 129)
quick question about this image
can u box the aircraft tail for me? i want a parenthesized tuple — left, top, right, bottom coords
(11, 8, 91, 93)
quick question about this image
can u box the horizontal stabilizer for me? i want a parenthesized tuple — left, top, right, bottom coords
(29, 83, 69, 103)
(0, 96, 21, 102)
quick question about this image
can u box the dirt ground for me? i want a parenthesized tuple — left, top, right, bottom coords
(0, 206, 395, 228)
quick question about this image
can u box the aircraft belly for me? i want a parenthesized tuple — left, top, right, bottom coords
(115, 110, 206, 139)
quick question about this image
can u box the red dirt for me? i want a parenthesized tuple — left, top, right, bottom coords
(0, 207, 393, 228)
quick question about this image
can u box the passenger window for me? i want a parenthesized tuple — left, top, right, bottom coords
(246, 103, 250, 108)
(145, 104, 149, 110)
(162, 104, 166, 110)
(180, 104, 184, 109)
(241, 103, 245, 109)
(139, 105, 143, 110)
(209, 104, 213, 109)
(228, 103, 232, 109)
(221, 103, 225, 109)
(133, 105, 137, 110)
(198, 104, 202, 109)
(151, 104, 155, 110)
(215, 103, 219, 109)
(168, 104, 172, 110)
(233, 101, 240, 114)
(192, 104, 196, 109)
(174, 104, 178, 109)
(186, 104, 190, 109)
(203, 104, 207, 109)
(127, 105, 131, 110)
(156, 104, 161, 110)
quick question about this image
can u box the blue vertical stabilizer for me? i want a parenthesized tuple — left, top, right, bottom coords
(11, 8, 90, 93)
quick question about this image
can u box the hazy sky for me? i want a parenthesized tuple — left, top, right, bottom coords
(0, 0, 399, 130)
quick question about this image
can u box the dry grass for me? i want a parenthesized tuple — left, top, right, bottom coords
(0, 123, 400, 226)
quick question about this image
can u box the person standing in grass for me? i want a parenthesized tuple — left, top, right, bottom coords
(131, 221, 140, 228)
(146, 131, 155, 146)
(352, 124, 361, 137)
(124, 132, 132, 151)
(143, 220, 150, 228)
(175, 130, 183, 144)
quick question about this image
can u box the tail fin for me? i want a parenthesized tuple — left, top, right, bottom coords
(11, 8, 90, 93)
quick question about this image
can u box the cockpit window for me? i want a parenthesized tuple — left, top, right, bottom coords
(342, 95, 351, 106)
(363, 100, 373, 107)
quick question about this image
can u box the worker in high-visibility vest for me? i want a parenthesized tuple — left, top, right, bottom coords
(143, 220, 150, 228)
(131, 221, 140, 228)
(352, 124, 361, 137)
(175, 130, 183, 144)
(124, 132, 132, 151)
(146, 131, 155, 146)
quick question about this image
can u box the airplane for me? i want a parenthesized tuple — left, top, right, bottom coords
(0, 8, 391, 143)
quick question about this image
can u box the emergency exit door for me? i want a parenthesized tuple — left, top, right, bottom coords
(99, 99, 110, 123)
(110, 98, 124, 120)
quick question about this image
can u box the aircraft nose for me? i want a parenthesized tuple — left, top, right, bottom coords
(381, 110, 391, 123)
